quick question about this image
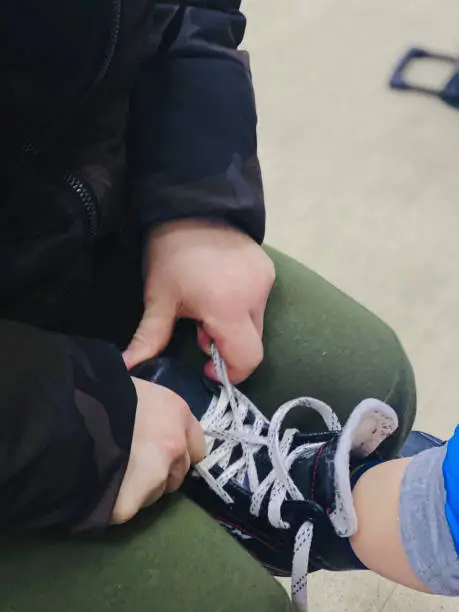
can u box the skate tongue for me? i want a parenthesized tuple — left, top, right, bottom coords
(288, 399, 399, 537)
(132, 357, 217, 421)
(329, 398, 399, 537)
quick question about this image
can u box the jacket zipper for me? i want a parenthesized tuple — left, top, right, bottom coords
(62, 171, 99, 241)
(19, 146, 99, 241)
(47, 170, 99, 305)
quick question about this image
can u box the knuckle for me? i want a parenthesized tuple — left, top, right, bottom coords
(264, 258, 276, 287)
(162, 435, 187, 461)
(166, 472, 185, 493)
(179, 398, 193, 419)
(166, 479, 181, 494)
(245, 353, 262, 377)
(151, 456, 170, 483)
(253, 345, 264, 368)
(173, 395, 193, 422)
(132, 329, 151, 349)
(249, 338, 264, 366)
(167, 457, 190, 493)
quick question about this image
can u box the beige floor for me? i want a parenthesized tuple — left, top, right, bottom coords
(244, 1, 459, 611)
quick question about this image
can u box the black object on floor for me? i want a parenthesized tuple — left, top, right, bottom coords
(389, 47, 459, 109)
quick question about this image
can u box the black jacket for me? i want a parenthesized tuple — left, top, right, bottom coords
(0, 0, 264, 532)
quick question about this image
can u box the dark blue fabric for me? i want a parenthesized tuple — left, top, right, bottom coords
(0, 0, 111, 140)
(128, 1, 265, 243)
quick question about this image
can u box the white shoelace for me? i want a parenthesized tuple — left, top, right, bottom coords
(193, 347, 345, 612)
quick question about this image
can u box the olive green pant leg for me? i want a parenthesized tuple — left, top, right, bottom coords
(174, 247, 416, 457)
(2, 497, 292, 612)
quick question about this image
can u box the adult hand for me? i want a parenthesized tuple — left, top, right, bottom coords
(112, 377, 206, 524)
(123, 219, 275, 383)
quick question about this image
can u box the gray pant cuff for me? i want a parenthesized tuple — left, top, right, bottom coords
(400, 445, 459, 596)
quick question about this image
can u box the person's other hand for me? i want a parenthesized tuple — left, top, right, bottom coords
(112, 377, 206, 524)
(123, 219, 275, 383)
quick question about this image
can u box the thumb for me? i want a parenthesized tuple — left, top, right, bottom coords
(204, 316, 263, 384)
(112, 445, 169, 524)
(123, 299, 176, 370)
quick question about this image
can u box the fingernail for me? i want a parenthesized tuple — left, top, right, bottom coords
(122, 350, 133, 369)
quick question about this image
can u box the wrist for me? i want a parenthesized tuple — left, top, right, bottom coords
(146, 217, 246, 244)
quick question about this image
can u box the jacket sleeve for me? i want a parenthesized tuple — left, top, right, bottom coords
(127, 0, 265, 244)
(0, 320, 136, 534)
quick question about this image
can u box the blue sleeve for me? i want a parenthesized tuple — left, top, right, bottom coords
(443, 425, 459, 554)
(127, 0, 265, 243)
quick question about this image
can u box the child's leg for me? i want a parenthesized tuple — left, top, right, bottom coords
(351, 458, 428, 591)
(350, 435, 459, 596)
